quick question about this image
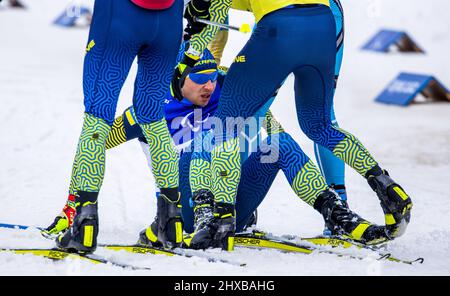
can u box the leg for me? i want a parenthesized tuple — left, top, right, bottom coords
(179, 151, 195, 234)
(204, 28, 290, 249)
(57, 0, 141, 253)
(236, 131, 330, 232)
(42, 106, 145, 238)
(133, 1, 184, 248)
(314, 0, 347, 199)
(235, 141, 280, 233)
(294, 35, 411, 239)
(211, 24, 292, 205)
(69, 5, 140, 196)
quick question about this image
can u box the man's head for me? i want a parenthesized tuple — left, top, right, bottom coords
(177, 43, 218, 107)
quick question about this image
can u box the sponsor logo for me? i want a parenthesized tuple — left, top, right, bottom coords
(86, 40, 95, 54)
(234, 237, 261, 245)
(234, 55, 246, 63)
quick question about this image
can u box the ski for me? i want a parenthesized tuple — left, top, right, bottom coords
(100, 244, 247, 267)
(234, 231, 424, 265)
(0, 248, 151, 270)
(0, 223, 245, 267)
(0, 223, 41, 231)
(1, 222, 424, 265)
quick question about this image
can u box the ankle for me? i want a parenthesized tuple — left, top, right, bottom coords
(365, 165, 383, 179)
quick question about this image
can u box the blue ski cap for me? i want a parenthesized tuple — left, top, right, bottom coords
(177, 42, 218, 74)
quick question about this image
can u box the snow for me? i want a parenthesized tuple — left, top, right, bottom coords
(0, 0, 449, 275)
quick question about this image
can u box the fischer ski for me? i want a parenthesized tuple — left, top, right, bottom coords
(235, 231, 424, 265)
(0, 248, 151, 270)
(1, 222, 423, 265)
(100, 244, 246, 267)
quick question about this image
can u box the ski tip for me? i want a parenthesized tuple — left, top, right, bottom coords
(0, 223, 29, 230)
(412, 258, 425, 264)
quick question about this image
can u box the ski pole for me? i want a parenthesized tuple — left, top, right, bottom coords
(193, 17, 252, 33)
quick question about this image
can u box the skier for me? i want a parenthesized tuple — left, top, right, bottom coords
(202, 0, 349, 236)
(56, 0, 214, 254)
(44, 44, 390, 250)
(43, 43, 221, 241)
(172, 0, 413, 250)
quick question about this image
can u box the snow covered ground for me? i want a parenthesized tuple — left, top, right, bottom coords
(0, 0, 449, 276)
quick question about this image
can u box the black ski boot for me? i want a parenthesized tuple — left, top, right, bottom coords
(212, 203, 236, 251)
(192, 189, 215, 232)
(187, 190, 235, 251)
(314, 189, 390, 245)
(56, 191, 99, 254)
(137, 220, 162, 248)
(243, 209, 258, 232)
(323, 185, 348, 236)
(138, 188, 183, 249)
(366, 166, 412, 238)
(184, 189, 215, 249)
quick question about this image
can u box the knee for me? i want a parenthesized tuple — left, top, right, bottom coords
(84, 106, 115, 126)
(133, 101, 165, 125)
(135, 110, 164, 125)
(299, 119, 333, 145)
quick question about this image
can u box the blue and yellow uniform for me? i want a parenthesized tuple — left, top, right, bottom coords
(313, 0, 347, 199)
(209, 0, 380, 207)
(208, 0, 347, 200)
(58, 0, 185, 252)
(93, 44, 327, 234)
(69, 0, 184, 197)
(202, 0, 412, 243)
(232, 0, 330, 22)
(203, 0, 349, 231)
(106, 72, 328, 234)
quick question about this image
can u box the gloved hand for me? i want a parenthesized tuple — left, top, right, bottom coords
(170, 52, 199, 101)
(184, 0, 211, 40)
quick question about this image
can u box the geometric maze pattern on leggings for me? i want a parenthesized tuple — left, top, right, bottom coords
(290, 159, 328, 206)
(105, 114, 127, 150)
(273, 132, 328, 206)
(72, 113, 111, 193)
(332, 126, 378, 176)
(189, 158, 212, 194)
(140, 119, 179, 189)
(263, 110, 285, 135)
(211, 137, 241, 204)
(235, 145, 279, 228)
(190, 0, 232, 55)
(68, 155, 79, 196)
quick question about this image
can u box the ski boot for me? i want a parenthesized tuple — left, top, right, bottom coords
(137, 221, 162, 248)
(243, 209, 258, 231)
(187, 192, 236, 251)
(56, 191, 99, 254)
(41, 194, 76, 239)
(183, 189, 215, 248)
(323, 185, 348, 236)
(314, 189, 390, 245)
(138, 188, 183, 250)
(366, 166, 413, 238)
(192, 189, 215, 232)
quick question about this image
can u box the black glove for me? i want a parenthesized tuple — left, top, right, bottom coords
(184, 0, 211, 40)
(170, 52, 199, 101)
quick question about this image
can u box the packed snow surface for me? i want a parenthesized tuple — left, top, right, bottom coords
(0, 0, 449, 275)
